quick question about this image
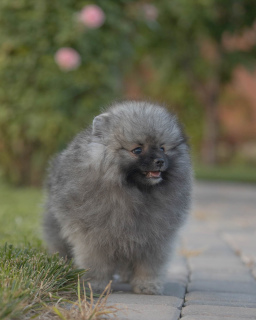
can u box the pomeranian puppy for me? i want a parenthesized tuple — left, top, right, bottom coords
(43, 101, 192, 294)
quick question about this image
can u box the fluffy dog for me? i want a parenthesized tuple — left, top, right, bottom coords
(43, 101, 192, 294)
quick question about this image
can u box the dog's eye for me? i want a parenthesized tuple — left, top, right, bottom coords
(160, 147, 165, 152)
(132, 147, 142, 155)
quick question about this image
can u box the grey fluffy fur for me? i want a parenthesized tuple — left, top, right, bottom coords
(43, 101, 193, 295)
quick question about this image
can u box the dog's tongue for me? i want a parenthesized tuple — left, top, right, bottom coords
(147, 171, 161, 178)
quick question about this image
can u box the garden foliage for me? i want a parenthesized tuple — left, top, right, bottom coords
(136, 0, 256, 164)
(0, 0, 256, 185)
(0, 0, 140, 185)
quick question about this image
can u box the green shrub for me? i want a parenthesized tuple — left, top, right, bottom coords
(0, 0, 139, 186)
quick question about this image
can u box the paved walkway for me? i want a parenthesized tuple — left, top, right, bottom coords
(108, 181, 256, 319)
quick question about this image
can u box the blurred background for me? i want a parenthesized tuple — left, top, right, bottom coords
(1, 4, 256, 315)
(0, 0, 256, 188)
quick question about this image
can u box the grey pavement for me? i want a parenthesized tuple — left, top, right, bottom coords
(108, 181, 256, 319)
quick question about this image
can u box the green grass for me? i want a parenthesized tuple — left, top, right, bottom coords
(0, 182, 43, 246)
(195, 164, 256, 184)
(0, 182, 87, 319)
(0, 244, 86, 319)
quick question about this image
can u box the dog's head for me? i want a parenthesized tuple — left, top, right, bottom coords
(91, 101, 189, 188)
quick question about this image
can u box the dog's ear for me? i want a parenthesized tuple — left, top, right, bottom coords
(92, 113, 110, 138)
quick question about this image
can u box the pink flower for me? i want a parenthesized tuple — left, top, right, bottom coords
(142, 4, 158, 21)
(54, 48, 81, 71)
(78, 5, 105, 28)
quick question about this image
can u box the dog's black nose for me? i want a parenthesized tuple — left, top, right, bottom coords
(154, 158, 165, 167)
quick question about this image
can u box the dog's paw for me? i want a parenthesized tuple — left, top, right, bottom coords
(131, 280, 163, 295)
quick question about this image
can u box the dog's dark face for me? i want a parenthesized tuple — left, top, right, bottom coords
(125, 144, 169, 187)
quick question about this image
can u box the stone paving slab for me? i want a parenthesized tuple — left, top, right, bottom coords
(181, 305, 256, 319)
(185, 299, 256, 308)
(253, 268, 256, 279)
(109, 303, 181, 320)
(185, 291, 256, 304)
(167, 257, 189, 286)
(166, 272, 188, 286)
(190, 270, 254, 282)
(163, 281, 186, 298)
(180, 182, 256, 319)
(224, 232, 256, 255)
(191, 247, 237, 256)
(188, 279, 256, 294)
(188, 256, 244, 268)
(181, 243, 235, 256)
(112, 280, 186, 299)
(181, 316, 255, 320)
(107, 292, 183, 308)
(224, 231, 256, 275)
(182, 234, 224, 247)
(188, 264, 247, 273)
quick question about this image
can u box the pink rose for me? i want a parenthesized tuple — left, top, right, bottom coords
(78, 5, 105, 28)
(142, 4, 158, 21)
(54, 48, 81, 71)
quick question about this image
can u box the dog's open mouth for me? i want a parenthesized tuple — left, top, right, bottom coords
(144, 171, 162, 179)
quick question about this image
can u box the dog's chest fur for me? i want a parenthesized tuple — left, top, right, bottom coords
(81, 187, 176, 260)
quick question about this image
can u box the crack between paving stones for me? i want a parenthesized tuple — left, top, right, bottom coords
(179, 253, 191, 318)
